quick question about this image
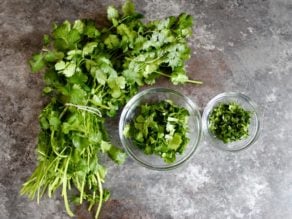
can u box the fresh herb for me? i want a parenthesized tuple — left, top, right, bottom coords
(123, 100, 190, 163)
(22, 1, 201, 218)
(208, 102, 252, 143)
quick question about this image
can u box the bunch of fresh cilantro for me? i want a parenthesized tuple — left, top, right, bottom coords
(21, 1, 201, 218)
(123, 100, 190, 163)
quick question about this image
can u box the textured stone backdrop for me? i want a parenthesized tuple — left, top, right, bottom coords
(0, 0, 291, 218)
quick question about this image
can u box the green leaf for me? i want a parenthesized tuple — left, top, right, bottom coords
(168, 133, 182, 150)
(44, 51, 64, 62)
(170, 70, 189, 85)
(100, 141, 111, 153)
(43, 87, 52, 94)
(107, 6, 119, 21)
(122, 0, 135, 16)
(55, 60, 66, 71)
(29, 54, 46, 73)
(175, 13, 193, 37)
(123, 124, 131, 138)
(67, 49, 82, 60)
(117, 23, 136, 43)
(104, 34, 120, 49)
(61, 113, 83, 134)
(73, 20, 85, 34)
(116, 76, 126, 89)
(68, 71, 88, 84)
(39, 116, 49, 130)
(84, 21, 100, 38)
(54, 38, 68, 51)
(111, 88, 121, 98)
(49, 115, 61, 130)
(97, 164, 107, 180)
(52, 21, 71, 39)
(67, 29, 81, 48)
(91, 95, 102, 106)
(69, 84, 87, 104)
(63, 62, 76, 77)
(43, 34, 50, 45)
(83, 42, 98, 56)
(107, 146, 127, 164)
(95, 69, 107, 85)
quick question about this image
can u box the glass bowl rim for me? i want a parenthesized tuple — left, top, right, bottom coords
(119, 87, 202, 171)
(202, 92, 261, 152)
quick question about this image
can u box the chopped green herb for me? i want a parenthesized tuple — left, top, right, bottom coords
(124, 100, 190, 163)
(208, 102, 252, 143)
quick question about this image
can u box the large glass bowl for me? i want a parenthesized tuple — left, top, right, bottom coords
(119, 87, 202, 171)
(202, 92, 261, 152)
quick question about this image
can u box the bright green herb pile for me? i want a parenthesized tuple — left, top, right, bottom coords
(208, 102, 252, 143)
(123, 100, 190, 163)
(21, 1, 200, 218)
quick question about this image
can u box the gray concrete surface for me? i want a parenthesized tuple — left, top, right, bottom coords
(1, 0, 292, 218)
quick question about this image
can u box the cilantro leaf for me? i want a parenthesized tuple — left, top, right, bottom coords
(107, 146, 127, 164)
(83, 42, 98, 56)
(55, 60, 66, 70)
(73, 20, 85, 34)
(44, 51, 64, 62)
(107, 5, 119, 21)
(104, 34, 120, 49)
(29, 54, 46, 73)
(63, 62, 76, 77)
(171, 69, 189, 85)
(43, 34, 50, 45)
(122, 0, 135, 16)
(84, 20, 100, 38)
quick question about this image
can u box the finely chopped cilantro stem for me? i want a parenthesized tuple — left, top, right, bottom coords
(21, 0, 201, 218)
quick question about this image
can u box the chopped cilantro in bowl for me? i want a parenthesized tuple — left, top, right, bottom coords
(202, 92, 260, 151)
(119, 88, 202, 170)
(123, 99, 190, 163)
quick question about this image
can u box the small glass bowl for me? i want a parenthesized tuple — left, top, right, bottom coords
(119, 87, 202, 171)
(202, 92, 260, 152)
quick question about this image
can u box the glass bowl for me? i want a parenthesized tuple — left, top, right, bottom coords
(202, 92, 260, 152)
(119, 87, 202, 171)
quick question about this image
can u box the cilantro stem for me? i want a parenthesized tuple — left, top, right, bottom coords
(89, 100, 111, 110)
(59, 106, 68, 119)
(79, 176, 85, 204)
(50, 131, 69, 158)
(154, 71, 171, 78)
(62, 157, 74, 217)
(107, 15, 132, 32)
(126, 54, 165, 64)
(65, 103, 102, 117)
(185, 79, 203, 84)
(95, 172, 103, 219)
(154, 71, 203, 84)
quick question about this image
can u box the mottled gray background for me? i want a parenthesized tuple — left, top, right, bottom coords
(0, 0, 292, 218)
